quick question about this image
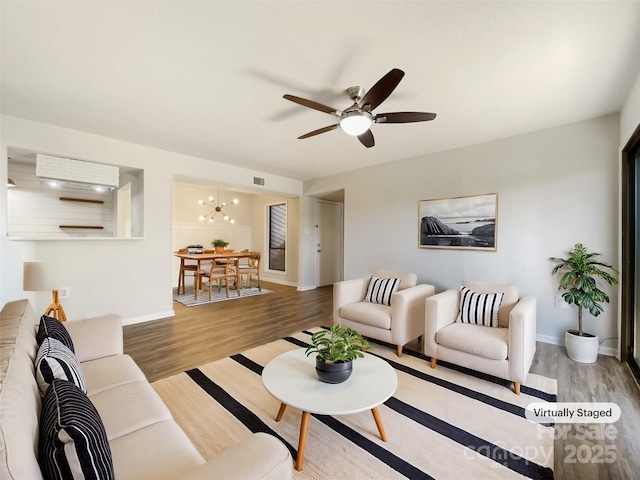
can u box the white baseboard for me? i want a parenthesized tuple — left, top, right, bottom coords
(123, 310, 175, 326)
(262, 277, 298, 288)
(297, 285, 316, 291)
(536, 334, 617, 357)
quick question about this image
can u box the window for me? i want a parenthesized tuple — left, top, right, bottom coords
(268, 203, 286, 272)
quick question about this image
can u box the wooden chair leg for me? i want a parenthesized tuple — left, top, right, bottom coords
(514, 382, 520, 395)
(430, 357, 437, 368)
(396, 345, 403, 357)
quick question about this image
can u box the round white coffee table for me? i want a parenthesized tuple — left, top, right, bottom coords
(262, 348, 397, 471)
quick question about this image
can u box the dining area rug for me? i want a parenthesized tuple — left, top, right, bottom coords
(173, 287, 270, 306)
(152, 328, 556, 479)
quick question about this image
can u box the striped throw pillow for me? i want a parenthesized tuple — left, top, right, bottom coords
(35, 337, 86, 396)
(37, 314, 75, 352)
(457, 286, 504, 328)
(39, 379, 114, 480)
(364, 276, 400, 306)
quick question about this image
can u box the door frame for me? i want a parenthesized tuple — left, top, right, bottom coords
(621, 122, 640, 383)
(315, 199, 344, 287)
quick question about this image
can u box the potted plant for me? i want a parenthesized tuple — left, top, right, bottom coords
(211, 239, 229, 254)
(305, 325, 371, 383)
(550, 243, 618, 363)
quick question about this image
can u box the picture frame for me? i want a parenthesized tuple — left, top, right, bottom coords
(418, 193, 498, 251)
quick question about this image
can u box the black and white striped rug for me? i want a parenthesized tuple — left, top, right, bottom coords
(153, 328, 556, 479)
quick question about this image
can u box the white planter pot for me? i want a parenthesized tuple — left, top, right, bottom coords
(565, 330, 599, 363)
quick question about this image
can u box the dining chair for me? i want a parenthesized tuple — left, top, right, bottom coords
(199, 259, 240, 299)
(239, 253, 261, 290)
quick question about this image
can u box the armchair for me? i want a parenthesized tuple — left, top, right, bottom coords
(424, 280, 536, 395)
(334, 270, 436, 357)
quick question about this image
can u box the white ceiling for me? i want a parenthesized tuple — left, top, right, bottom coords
(2, 1, 640, 181)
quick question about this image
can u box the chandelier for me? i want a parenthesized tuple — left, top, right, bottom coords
(198, 191, 238, 224)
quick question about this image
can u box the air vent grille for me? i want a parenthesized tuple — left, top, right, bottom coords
(253, 176, 265, 186)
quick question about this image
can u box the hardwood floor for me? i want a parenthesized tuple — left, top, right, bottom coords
(124, 282, 640, 480)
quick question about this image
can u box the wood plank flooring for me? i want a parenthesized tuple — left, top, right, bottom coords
(124, 282, 640, 480)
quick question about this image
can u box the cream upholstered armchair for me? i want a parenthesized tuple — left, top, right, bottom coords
(424, 280, 536, 395)
(334, 270, 436, 357)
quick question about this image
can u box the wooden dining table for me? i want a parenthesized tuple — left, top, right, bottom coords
(174, 251, 260, 300)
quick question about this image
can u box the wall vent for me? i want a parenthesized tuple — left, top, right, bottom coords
(253, 176, 265, 186)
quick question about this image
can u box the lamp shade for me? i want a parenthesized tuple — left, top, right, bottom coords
(23, 262, 63, 291)
(339, 111, 373, 136)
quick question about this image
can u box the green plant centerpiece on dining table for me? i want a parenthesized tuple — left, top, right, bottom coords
(305, 325, 371, 384)
(550, 242, 618, 364)
(211, 238, 229, 254)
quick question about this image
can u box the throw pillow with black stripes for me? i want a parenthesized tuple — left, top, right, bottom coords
(36, 314, 75, 352)
(35, 337, 86, 396)
(456, 286, 504, 328)
(39, 379, 114, 480)
(364, 276, 400, 306)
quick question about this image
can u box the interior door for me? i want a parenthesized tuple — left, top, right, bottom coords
(316, 200, 343, 287)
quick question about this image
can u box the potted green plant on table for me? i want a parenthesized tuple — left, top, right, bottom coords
(212, 239, 229, 254)
(550, 243, 618, 363)
(305, 325, 371, 384)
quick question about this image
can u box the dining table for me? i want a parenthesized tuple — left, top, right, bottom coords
(174, 251, 260, 300)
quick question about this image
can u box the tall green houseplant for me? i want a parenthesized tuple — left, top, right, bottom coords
(550, 243, 619, 336)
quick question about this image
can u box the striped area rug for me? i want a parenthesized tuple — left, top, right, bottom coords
(173, 287, 270, 306)
(152, 328, 556, 479)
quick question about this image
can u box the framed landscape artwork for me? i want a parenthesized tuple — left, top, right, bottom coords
(418, 193, 498, 251)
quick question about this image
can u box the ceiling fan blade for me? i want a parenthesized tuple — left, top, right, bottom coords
(283, 94, 340, 116)
(298, 124, 339, 139)
(375, 112, 437, 123)
(357, 130, 375, 148)
(359, 68, 405, 112)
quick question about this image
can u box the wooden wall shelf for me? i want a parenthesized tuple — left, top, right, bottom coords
(59, 225, 104, 230)
(59, 197, 105, 204)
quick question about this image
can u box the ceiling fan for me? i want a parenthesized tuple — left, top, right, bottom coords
(283, 68, 436, 148)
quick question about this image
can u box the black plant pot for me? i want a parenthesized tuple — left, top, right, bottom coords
(315, 357, 353, 384)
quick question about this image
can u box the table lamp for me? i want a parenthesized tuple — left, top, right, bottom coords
(23, 261, 68, 321)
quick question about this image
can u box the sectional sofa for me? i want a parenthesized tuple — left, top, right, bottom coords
(0, 299, 292, 479)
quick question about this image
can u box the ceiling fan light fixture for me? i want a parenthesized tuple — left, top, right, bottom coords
(339, 111, 373, 136)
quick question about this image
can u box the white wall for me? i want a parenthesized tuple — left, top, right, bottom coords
(250, 194, 299, 286)
(304, 115, 620, 354)
(1, 115, 302, 323)
(620, 68, 640, 146)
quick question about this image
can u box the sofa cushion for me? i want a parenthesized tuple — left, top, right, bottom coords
(436, 322, 509, 360)
(0, 300, 43, 480)
(109, 420, 204, 480)
(35, 338, 86, 396)
(364, 276, 400, 306)
(89, 380, 173, 441)
(39, 379, 115, 480)
(371, 270, 417, 290)
(340, 302, 392, 330)
(82, 355, 147, 395)
(457, 286, 504, 328)
(37, 315, 74, 352)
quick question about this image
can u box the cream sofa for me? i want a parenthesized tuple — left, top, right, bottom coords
(0, 299, 292, 479)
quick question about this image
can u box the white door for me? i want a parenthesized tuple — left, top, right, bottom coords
(316, 201, 343, 287)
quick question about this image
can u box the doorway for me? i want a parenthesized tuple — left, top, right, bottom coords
(316, 199, 343, 287)
(622, 124, 640, 383)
